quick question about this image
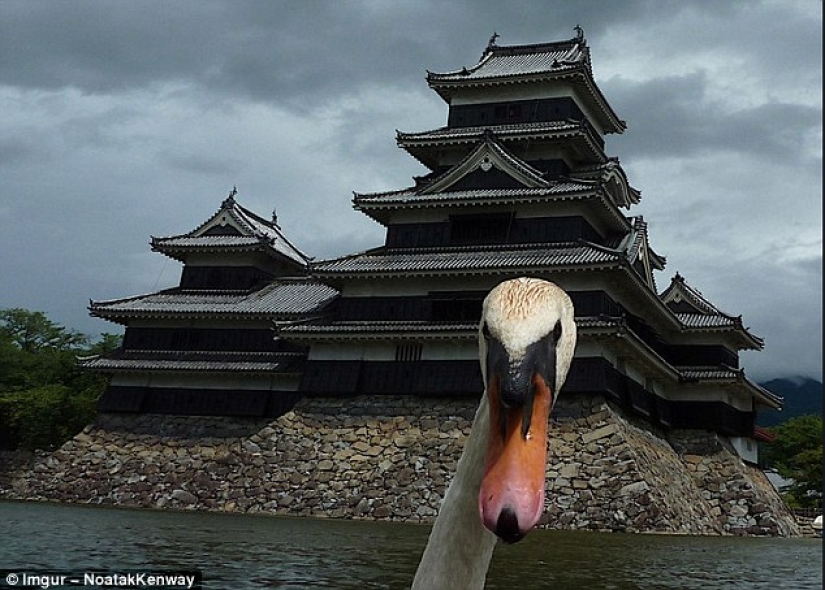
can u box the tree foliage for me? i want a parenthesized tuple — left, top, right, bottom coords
(0, 308, 121, 450)
(761, 414, 823, 508)
(1, 308, 88, 353)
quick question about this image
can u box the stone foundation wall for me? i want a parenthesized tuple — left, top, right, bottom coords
(0, 394, 801, 536)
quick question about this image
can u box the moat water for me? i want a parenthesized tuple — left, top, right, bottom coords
(0, 501, 820, 589)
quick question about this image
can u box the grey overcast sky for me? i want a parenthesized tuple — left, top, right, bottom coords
(0, 1, 820, 381)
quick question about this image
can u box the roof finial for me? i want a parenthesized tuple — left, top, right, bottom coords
(574, 24, 584, 42)
(223, 185, 238, 208)
(272, 207, 279, 226)
(487, 31, 500, 50)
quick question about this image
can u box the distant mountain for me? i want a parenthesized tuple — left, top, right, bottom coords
(757, 377, 823, 427)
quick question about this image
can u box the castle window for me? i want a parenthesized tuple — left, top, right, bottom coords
(449, 213, 513, 244)
(395, 343, 423, 362)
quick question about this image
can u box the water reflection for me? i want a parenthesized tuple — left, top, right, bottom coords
(1, 501, 821, 589)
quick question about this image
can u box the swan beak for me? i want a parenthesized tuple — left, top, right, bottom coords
(479, 368, 553, 544)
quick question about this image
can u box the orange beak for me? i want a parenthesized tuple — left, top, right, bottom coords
(478, 372, 552, 543)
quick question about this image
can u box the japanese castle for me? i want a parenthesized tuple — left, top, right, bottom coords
(82, 30, 780, 461)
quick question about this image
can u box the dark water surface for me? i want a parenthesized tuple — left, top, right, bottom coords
(1, 501, 820, 589)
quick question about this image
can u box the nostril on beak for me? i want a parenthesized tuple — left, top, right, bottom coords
(494, 506, 524, 544)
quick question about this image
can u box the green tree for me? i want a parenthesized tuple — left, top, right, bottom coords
(761, 415, 823, 508)
(0, 309, 91, 390)
(0, 308, 122, 450)
(0, 308, 88, 353)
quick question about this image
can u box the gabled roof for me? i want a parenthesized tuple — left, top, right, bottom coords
(661, 273, 763, 350)
(90, 279, 338, 325)
(151, 192, 311, 268)
(425, 29, 625, 134)
(356, 130, 634, 229)
(582, 216, 665, 291)
(421, 131, 550, 193)
(571, 159, 641, 208)
(428, 130, 550, 194)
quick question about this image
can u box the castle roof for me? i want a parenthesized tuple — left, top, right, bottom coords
(282, 315, 628, 341)
(417, 130, 551, 192)
(151, 192, 311, 268)
(677, 365, 781, 409)
(353, 183, 627, 229)
(425, 30, 625, 134)
(312, 242, 624, 278)
(397, 120, 605, 170)
(357, 132, 638, 227)
(90, 279, 338, 325)
(282, 321, 478, 340)
(660, 273, 763, 349)
(79, 350, 304, 374)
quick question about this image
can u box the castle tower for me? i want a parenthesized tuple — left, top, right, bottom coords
(84, 32, 780, 462)
(285, 31, 778, 460)
(82, 191, 336, 416)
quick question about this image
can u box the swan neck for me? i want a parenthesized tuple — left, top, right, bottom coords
(411, 396, 496, 590)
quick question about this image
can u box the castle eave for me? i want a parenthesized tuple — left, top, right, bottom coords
(426, 35, 625, 135)
(677, 366, 782, 410)
(79, 350, 305, 374)
(353, 185, 629, 230)
(675, 314, 764, 350)
(282, 321, 478, 342)
(312, 243, 624, 278)
(90, 281, 339, 324)
(397, 120, 607, 170)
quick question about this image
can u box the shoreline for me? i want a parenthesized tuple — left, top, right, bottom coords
(0, 394, 805, 537)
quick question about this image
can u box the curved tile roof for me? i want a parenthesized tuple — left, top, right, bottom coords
(676, 365, 781, 408)
(283, 321, 478, 338)
(283, 315, 623, 337)
(152, 194, 311, 267)
(428, 37, 588, 82)
(90, 280, 338, 322)
(397, 120, 582, 143)
(354, 184, 596, 207)
(661, 273, 763, 349)
(312, 243, 622, 277)
(80, 350, 304, 373)
(425, 32, 625, 134)
(675, 313, 741, 329)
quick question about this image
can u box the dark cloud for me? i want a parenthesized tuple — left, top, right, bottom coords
(0, 0, 820, 380)
(0, 1, 754, 106)
(607, 74, 821, 162)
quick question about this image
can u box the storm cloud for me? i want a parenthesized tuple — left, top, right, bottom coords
(0, 0, 820, 381)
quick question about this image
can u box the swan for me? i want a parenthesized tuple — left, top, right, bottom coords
(412, 277, 577, 590)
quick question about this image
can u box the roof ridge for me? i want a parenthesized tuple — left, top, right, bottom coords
(484, 36, 582, 57)
(429, 30, 586, 80)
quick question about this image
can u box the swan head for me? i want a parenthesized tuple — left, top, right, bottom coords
(477, 277, 576, 543)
